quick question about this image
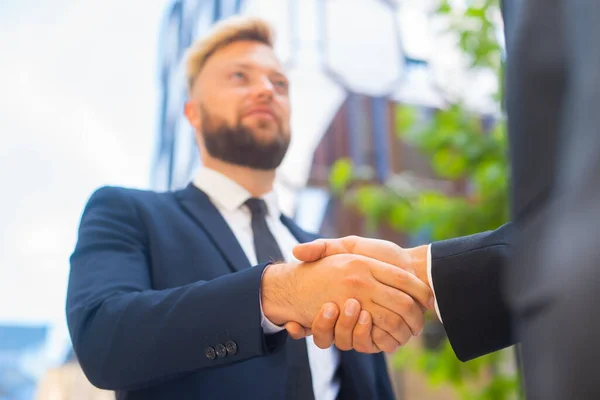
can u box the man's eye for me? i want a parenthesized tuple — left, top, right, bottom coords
(232, 71, 246, 80)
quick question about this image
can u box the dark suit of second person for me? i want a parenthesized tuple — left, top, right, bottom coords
(423, 0, 600, 398)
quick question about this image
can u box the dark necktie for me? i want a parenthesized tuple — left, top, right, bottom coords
(245, 198, 315, 400)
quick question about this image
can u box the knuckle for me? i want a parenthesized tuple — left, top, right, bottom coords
(353, 339, 368, 353)
(385, 313, 404, 332)
(393, 270, 408, 287)
(373, 312, 389, 330)
(336, 342, 352, 351)
(382, 344, 396, 353)
(354, 343, 366, 353)
(339, 316, 356, 329)
(395, 330, 410, 347)
(397, 293, 416, 314)
(390, 270, 415, 292)
(410, 320, 424, 337)
(399, 332, 412, 347)
(372, 326, 387, 341)
(345, 256, 364, 270)
(343, 236, 360, 251)
(343, 274, 369, 290)
(312, 322, 328, 335)
(375, 338, 398, 353)
(354, 341, 372, 353)
(378, 312, 392, 330)
(352, 332, 369, 350)
(336, 324, 354, 339)
(372, 327, 398, 353)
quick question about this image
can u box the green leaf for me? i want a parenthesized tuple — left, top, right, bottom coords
(388, 202, 416, 232)
(397, 106, 418, 137)
(436, 1, 452, 14)
(329, 158, 353, 194)
(465, 7, 486, 18)
(432, 148, 468, 179)
(354, 186, 388, 222)
(473, 159, 507, 196)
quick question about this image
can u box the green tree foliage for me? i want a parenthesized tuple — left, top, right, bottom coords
(329, 0, 519, 398)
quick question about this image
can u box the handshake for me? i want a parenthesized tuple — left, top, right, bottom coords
(260, 236, 434, 353)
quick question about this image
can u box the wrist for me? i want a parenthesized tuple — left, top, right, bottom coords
(261, 263, 297, 326)
(406, 245, 430, 288)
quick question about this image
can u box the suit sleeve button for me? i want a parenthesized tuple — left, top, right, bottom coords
(215, 343, 227, 358)
(225, 340, 238, 355)
(204, 346, 216, 360)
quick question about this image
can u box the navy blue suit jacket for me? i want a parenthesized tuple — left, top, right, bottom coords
(66, 184, 395, 400)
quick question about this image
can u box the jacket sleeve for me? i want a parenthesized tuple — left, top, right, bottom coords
(66, 187, 287, 391)
(431, 223, 515, 361)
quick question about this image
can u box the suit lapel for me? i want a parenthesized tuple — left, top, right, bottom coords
(175, 184, 251, 272)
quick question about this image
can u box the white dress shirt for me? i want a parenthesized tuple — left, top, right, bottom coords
(426, 245, 443, 322)
(193, 167, 341, 400)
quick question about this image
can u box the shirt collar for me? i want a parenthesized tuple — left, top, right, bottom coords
(192, 167, 280, 218)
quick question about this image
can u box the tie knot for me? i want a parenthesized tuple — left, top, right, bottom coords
(245, 198, 268, 217)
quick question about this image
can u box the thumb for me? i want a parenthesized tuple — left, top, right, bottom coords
(292, 240, 327, 262)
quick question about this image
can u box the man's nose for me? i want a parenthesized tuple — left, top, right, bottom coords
(252, 76, 274, 100)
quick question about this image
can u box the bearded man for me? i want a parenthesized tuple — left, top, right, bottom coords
(65, 16, 432, 400)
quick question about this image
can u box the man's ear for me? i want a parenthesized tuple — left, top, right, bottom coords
(184, 100, 202, 129)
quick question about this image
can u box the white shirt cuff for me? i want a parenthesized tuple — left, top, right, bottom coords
(260, 264, 286, 334)
(426, 244, 443, 323)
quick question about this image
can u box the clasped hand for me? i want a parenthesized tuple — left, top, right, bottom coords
(284, 236, 432, 353)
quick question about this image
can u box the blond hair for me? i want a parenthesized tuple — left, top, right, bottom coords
(185, 16, 275, 93)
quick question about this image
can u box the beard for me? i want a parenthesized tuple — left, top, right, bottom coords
(200, 106, 290, 170)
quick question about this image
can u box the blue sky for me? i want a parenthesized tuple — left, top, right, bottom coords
(0, 0, 168, 362)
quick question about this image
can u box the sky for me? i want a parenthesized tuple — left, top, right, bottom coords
(0, 0, 169, 362)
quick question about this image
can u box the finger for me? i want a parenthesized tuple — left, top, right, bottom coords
(370, 283, 425, 336)
(312, 303, 340, 349)
(367, 303, 412, 347)
(369, 259, 433, 310)
(292, 240, 327, 262)
(294, 236, 403, 266)
(334, 299, 361, 351)
(285, 321, 310, 340)
(372, 326, 401, 354)
(352, 310, 380, 353)
(293, 237, 358, 262)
